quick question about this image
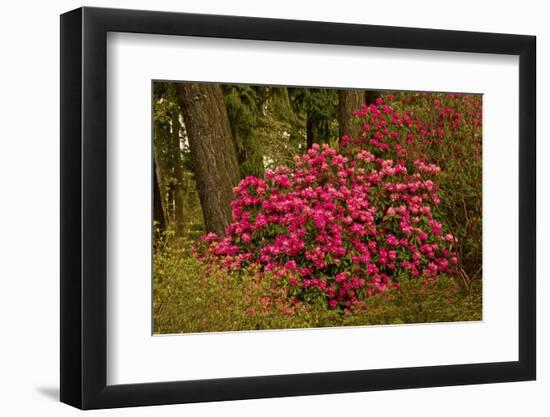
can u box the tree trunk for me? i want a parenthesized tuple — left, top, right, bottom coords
(171, 111, 185, 236)
(153, 120, 171, 223)
(306, 114, 316, 149)
(153, 152, 166, 238)
(365, 90, 380, 105)
(177, 83, 241, 236)
(338, 89, 364, 139)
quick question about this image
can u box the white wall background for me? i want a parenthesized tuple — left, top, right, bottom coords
(0, 0, 545, 415)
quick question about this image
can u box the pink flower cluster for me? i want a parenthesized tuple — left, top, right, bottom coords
(344, 93, 482, 168)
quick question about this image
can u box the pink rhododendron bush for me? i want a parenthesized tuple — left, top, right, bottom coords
(195, 93, 482, 311)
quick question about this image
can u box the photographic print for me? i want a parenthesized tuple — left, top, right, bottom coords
(152, 82, 482, 334)
(60, 9, 535, 407)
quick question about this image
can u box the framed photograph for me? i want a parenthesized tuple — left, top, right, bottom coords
(60, 6, 536, 410)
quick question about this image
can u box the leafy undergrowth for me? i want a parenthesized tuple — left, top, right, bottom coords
(153, 245, 481, 334)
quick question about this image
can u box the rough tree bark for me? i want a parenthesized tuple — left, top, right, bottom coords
(177, 83, 241, 236)
(338, 89, 364, 139)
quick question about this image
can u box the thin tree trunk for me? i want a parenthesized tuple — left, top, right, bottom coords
(153, 152, 166, 238)
(171, 111, 185, 237)
(153, 120, 171, 223)
(338, 89, 364, 139)
(177, 83, 241, 236)
(306, 114, 316, 149)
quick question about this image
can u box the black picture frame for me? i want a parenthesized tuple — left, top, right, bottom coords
(60, 6, 536, 410)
